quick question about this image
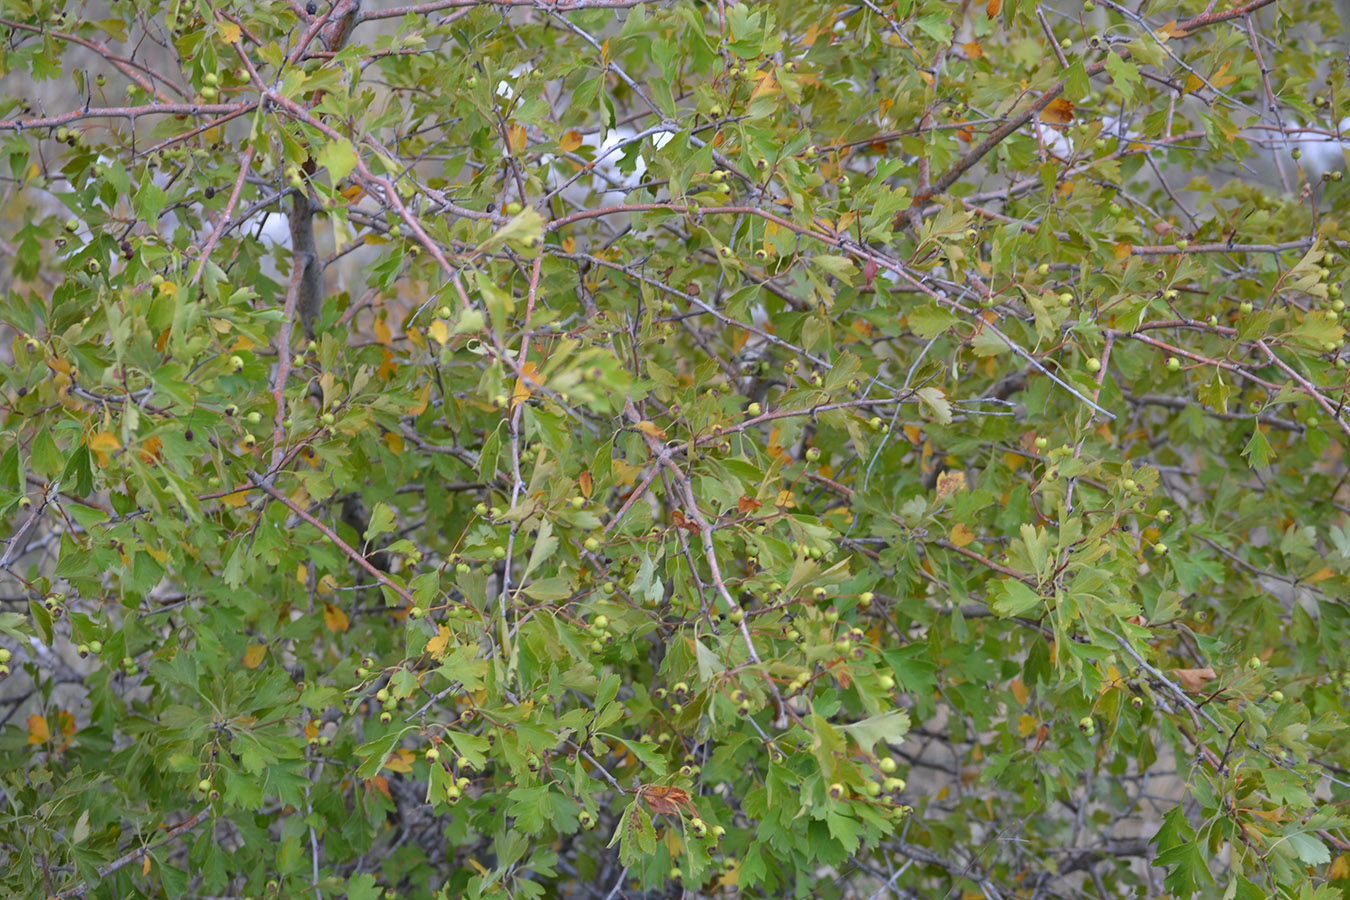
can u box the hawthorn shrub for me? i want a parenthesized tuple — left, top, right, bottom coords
(2, 0, 1350, 898)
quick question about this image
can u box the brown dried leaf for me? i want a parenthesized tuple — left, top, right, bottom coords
(638, 784, 697, 816)
(1171, 667, 1217, 691)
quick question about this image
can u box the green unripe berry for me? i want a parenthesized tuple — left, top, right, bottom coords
(1085, 357, 1101, 372)
(879, 757, 897, 773)
(1034, 436, 1049, 449)
(1166, 357, 1180, 372)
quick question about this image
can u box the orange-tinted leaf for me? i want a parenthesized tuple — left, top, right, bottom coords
(242, 644, 267, 668)
(367, 775, 391, 799)
(633, 420, 667, 440)
(27, 714, 50, 745)
(986, 0, 1002, 16)
(737, 495, 763, 514)
(579, 471, 594, 498)
(1040, 98, 1074, 125)
(507, 123, 527, 154)
(374, 319, 393, 346)
(935, 470, 967, 501)
(323, 602, 349, 633)
(138, 435, 163, 464)
(87, 431, 121, 466)
(560, 130, 583, 152)
(963, 40, 983, 59)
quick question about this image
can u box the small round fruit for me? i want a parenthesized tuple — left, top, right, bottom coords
(583, 537, 601, 552)
(1122, 479, 1136, 492)
(827, 783, 845, 800)
(1153, 542, 1168, 555)
(569, 496, 585, 509)
(88, 640, 102, 654)
(198, 778, 213, 793)
(1166, 357, 1180, 372)
(727, 606, 744, 623)
(879, 757, 897, 774)
(1247, 656, 1262, 670)
(858, 591, 875, 609)
(1270, 690, 1284, 702)
(77, 643, 90, 658)
(492, 545, 507, 559)
(883, 777, 906, 792)
(1085, 357, 1101, 372)
(410, 607, 424, 619)
(747, 402, 762, 416)
(245, 411, 262, 424)
(379, 712, 393, 724)
(1034, 436, 1049, 449)
(805, 446, 821, 461)
(321, 412, 336, 426)
(878, 674, 895, 690)
(0, 648, 10, 663)
(426, 747, 441, 762)
(1239, 301, 1253, 314)
(1078, 716, 1095, 734)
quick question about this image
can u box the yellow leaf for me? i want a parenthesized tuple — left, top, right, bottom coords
(317, 574, 338, 596)
(560, 130, 583, 152)
(600, 38, 610, 65)
(296, 565, 308, 585)
(323, 602, 349, 633)
(561, 236, 576, 253)
(220, 490, 249, 508)
(507, 123, 527, 154)
(158, 281, 178, 296)
(949, 523, 976, 547)
(1330, 854, 1349, 880)
(304, 720, 319, 740)
(427, 624, 452, 659)
(511, 360, 542, 411)
(216, 19, 241, 44)
(242, 645, 267, 669)
(1183, 71, 1204, 94)
(1010, 678, 1029, 705)
(467, 858, 490, 876)
(1114, 242, 1134, 260)
(374, 319, 393, 346)
(408, 383, 431, 416)
(385, 431, 405, 454)
(87, 431, 121, 466)
(985, 0, 1002, 15)
(963, 40, 983, 59)
(406, 325, 426, 350)
(142, 854, 152, 876)
(1210, 60, 1238, 90)
(428, 319, 449, 346)
(27, 714, 50, 745)
(579, 471, 593, 499)
(1308, 567, 1335, 583)
(385, 749, 414, 774)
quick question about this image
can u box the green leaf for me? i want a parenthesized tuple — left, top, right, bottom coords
(989, 579, 1043, 618)
(842, 711, 911, 755)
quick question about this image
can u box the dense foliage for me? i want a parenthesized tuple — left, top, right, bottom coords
(1, 0, 1350, 898)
